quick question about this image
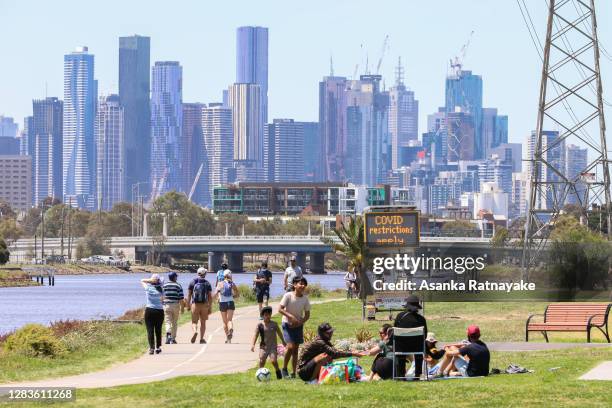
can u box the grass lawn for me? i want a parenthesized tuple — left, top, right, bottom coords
(3, 299, 611, 407)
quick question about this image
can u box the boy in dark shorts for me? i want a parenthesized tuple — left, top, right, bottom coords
(253, 261, 273, 316)
(250, 306, 286, 379)
(278, 276, 311, 378)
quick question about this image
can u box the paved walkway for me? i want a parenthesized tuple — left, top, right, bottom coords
(580, 361, 612, 380)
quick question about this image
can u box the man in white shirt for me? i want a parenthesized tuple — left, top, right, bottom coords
(283, 255, 303, 292)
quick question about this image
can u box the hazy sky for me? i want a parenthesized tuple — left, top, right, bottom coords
(1, 0, 611, 147)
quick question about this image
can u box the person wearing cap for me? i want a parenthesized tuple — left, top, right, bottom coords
(424, 333, 446, 376)
(297, 322, 365, 382)
(162, 271, 185, 344)
(439, 325, 490, 377)
(283, 256, 303, 292)
(187, 267, 213, 344)
(140, 274, 165, 355)
(216, 269, 239, 343)
(393, 294, 428, 379)
(254, 261, 273, 315)
(279, 276, 310, 378)
(250, 306, 286, 380)
(216, 263, 228, 287)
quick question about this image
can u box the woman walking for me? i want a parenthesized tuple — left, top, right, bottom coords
(215, 270, 239, 343)
(141, 274, 164, 355)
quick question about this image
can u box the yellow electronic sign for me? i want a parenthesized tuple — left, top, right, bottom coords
(364, 210, 420, 248)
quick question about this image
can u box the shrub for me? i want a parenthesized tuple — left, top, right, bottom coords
(116, 307, 145, 321)
(354, 326, 373, 343)
(59, 321, 119, 352)
(3, 324, 65, 357)
(237, 283, 257, 303)
(303, 327, 317, 342)
(50, 320, 88, 337)
(306, 283, 324, 298)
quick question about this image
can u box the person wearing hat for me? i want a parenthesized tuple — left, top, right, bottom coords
(162, 271, 185, 344)
(283, 256, 303, 292)
(215, 263, 229, 287)
(140, 274, 165, 354)
(424, 333, 446, 376)
(187, 267, 213, 344)
(439, 325, 490, 377)
(392, 294, 427, 379)
(296, 322, 366, 382)
(216, 269, 239, 343)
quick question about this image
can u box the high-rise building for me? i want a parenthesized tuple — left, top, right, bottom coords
(32, 97, 63, 205)
(182, 102, 206, 202)
(95, 95, 124, 210)
(527, 130, 565, 209)
(0, 136, 19, 155)
(512, 172, 529, 218)
(445, 69, 483, 159)
(236, 26, 268, 127)
(565, 144, 588, 206)
(228, 83, 262, 168)
(151, 61, 183, 197)
(119, 35, 151, 200)
(490, 142, 522, 173)
(202, 104, 233, 205)
(446, 110, 475, 161)
(20, 116, 33, 156)
(389, 59, 418, 169)
(299, 122, 320, 181)
(266, 119, 304, 182)
(0, 116, 18, 139)
(481, 108, 508, 158)
(318, 76, 347, 181)
(0, 155, 32, 211)
(426, 108, 448, 163)
(478, 155, 513, 194)
(63, 46, 97, 209)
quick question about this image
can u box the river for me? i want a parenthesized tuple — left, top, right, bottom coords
(0, 272, 347, 335)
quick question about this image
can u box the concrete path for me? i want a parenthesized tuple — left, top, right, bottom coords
(580, 361, 612, 380)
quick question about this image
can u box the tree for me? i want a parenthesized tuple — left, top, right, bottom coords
(282, 217, 321, 236)
(215, 212, 248, 235)
(75, 223, 110, 259)
(441, 220, 480, 237)
(0, 200, 16, 219)
(331, 216, 372, 319)
(0, 238, 9, 264)
(491, 227, 509, 248)
(0, 218, 23, 245)
(150, 191, 215, 236)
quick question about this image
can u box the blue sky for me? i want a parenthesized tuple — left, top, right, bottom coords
(0, 0, 610, 146)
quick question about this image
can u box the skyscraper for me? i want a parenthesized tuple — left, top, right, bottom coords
(95, 95, 124, 210)
(202, 104, 233, 205)
(63, 46, 97, 209)
(236, 26, 268, 126)
(445, 69, 483, 159)
(481, 108, 508, 158)
(446, 110, 475, 161)
(182, 102, 206, 202)
(151, 61, 182, 197)
(32, 97, 63, 205)
(565, 144, 588, 206)
(266, 119, 304, 182)
(527, 130, 565, 209)
(299, 122, 320, 181)
(319, 76, 347, 181)
(389, 59, 418, 169)
(119, 35, 150, 200)
(0, 116, 18, 137)
(228, 83, 263, 171)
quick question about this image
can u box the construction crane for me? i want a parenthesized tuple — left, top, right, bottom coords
(150, 168, 168, 203)
(329, 54, 334, 76)
(450, 30, 474, 75)
(375, 34, 390, 75)
(187, 163, 204, 202)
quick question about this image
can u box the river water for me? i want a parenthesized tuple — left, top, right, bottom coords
(0, 272, 347, 335)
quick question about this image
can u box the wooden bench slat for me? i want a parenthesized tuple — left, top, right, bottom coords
(526, 303, 611, 343)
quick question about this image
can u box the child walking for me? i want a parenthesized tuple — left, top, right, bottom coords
(250, 306, 286, 379)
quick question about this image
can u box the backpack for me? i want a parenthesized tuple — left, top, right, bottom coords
(222, 281, 233, 297)
(193, 280, 209, 303)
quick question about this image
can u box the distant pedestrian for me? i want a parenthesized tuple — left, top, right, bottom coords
(187, 267, 213, 344)
(251, 306, 286, 379)
(254, 261, 273, 316)
(216, 270, 239, 343)
(283, 256, 303, 292)
(279, 276, 310, 378)
(216, 262, 229, 286)
(162, 271, 185, 344)
(140, 274, 164, 355)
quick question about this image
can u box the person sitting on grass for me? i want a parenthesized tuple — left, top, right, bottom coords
(297, 322, 366, 382)
(437, 325, 490, 377)
(365, 324, 394, 381)
(424, 332, 446, 377)
(278, 276, 311, 379)
(251, 306, 286, 379)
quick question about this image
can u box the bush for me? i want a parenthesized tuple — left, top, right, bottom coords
(116, 307, 145, 321)
(306, 283, 324, 298)
(354, 326, 373, 342)
(303, 327, 317, 343)
(237, 283, 257, 303)
(59, 321, 119, 352)
(3, 324, 65, 357)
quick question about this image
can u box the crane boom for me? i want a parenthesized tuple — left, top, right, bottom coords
(188, 163, 204, 202)
(376, 34, 390, 75)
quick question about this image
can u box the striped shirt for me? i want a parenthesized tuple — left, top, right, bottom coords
(162, 281, 184, 304)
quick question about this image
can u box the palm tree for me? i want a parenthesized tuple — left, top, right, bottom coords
(330, 215, 373, 320)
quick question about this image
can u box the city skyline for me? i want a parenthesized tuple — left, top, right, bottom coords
(2, 0, 611, 147)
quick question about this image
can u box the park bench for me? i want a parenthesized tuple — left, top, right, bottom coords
(525, 303, 611, 343)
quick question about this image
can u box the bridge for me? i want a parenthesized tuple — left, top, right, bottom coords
(8, 235, 498, 273)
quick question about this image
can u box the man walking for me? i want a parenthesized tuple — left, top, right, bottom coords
(162, 271, 185, 344)
(283, 256, 303, 292)
(254, 261, 273, 315)
(393, 294, 427, 380)
(187, 267, 213, 344)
